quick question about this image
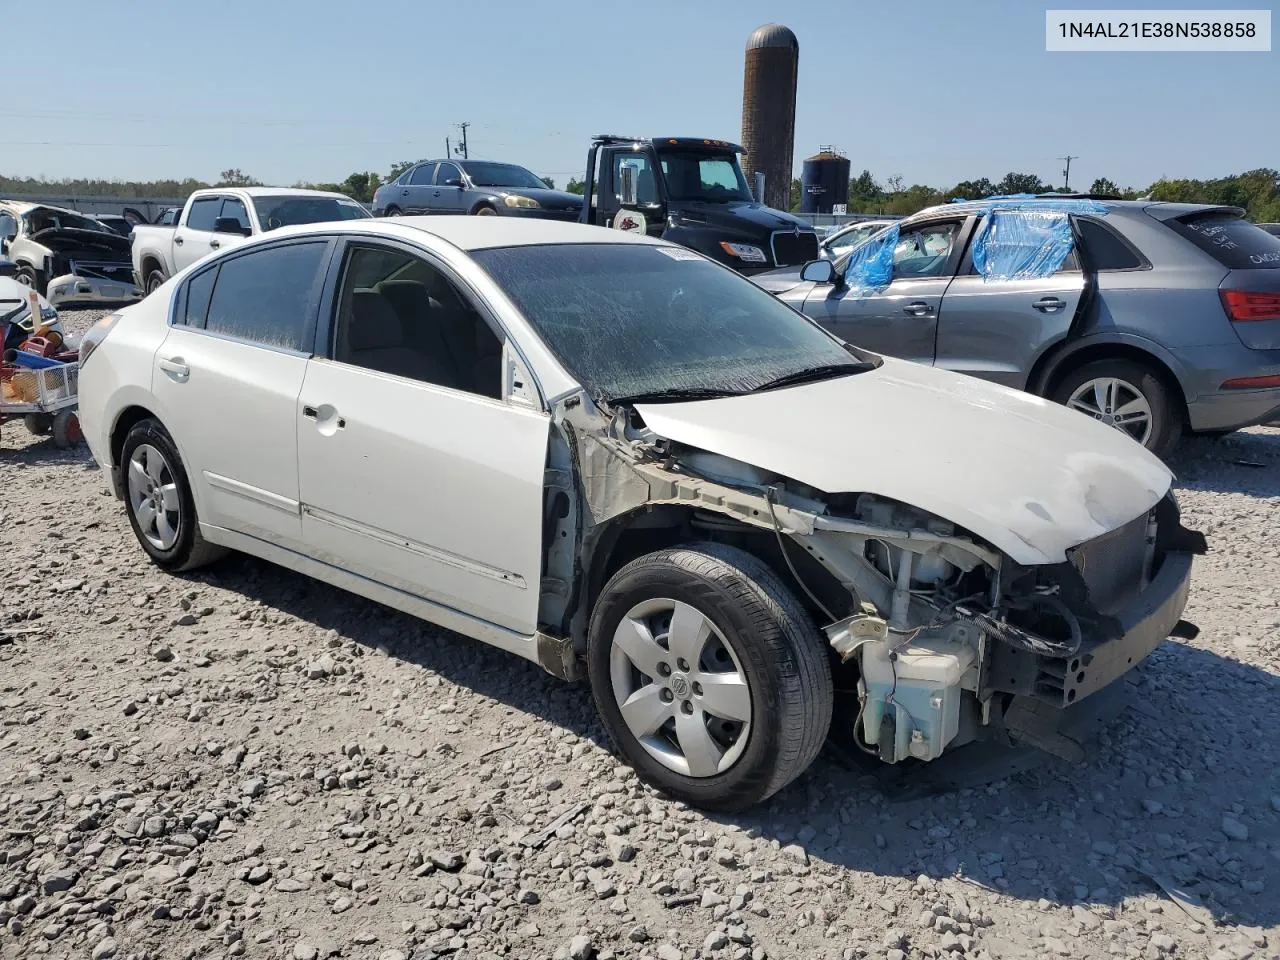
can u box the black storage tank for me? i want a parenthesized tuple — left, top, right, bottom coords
(740, 24, 799, 212)
(800, 148, 851, 215)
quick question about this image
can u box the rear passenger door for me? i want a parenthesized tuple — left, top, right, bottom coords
(149, 238, 334, 549)
(401, 163, 437, 214)
(173, 196, 225, 271)
(934, 214, 1087, 390)
(295, 239, 549, 635)
(802, 217, 969, 365)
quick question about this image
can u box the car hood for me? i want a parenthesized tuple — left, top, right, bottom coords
(750, 265, 807, 295)
(673, 200, 812, 238)
(486, 187, 584, 209)
(29, 226, 132, 259)
(634, 358, 1173, 566)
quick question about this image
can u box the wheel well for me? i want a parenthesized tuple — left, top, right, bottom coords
(110, 405, 158, 470)
(141, 256, 163, 277)
(1033, 342, 1187, 412)
(580, 505, 854, 636)
(470, 201, 496, 214)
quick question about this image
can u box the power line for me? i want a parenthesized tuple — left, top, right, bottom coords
(455, 122, 470, 160)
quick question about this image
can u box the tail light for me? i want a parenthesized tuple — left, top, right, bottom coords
(78, 311, 122, 369)
(1220, 289, 1280, 322)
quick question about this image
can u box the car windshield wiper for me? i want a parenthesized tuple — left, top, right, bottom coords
(748, 362, 877, 393)
(609, 386, 745, 405)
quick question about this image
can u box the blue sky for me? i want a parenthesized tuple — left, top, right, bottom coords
(4, 0, 1275, 191)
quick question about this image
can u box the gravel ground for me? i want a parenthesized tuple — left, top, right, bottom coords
(1, 307, 1278, 960)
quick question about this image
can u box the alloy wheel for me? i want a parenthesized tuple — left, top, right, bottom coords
(127, 443, 181, 551)
(1067, 377, 1154, 446)
(608, 598, 753, 778)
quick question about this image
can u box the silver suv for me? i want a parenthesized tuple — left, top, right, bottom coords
(756, 199, 1280, 456)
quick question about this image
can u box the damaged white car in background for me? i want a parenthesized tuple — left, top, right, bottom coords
(0, 201, 141, 307)
(76, 218, 1207, 812)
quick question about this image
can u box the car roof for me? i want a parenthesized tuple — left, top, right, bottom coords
(264, 216, 664, 252)
(195, 187, 356, 199)
(913, 197, 1242, 221)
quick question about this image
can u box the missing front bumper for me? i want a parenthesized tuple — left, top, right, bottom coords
(47, 273, 141, 307)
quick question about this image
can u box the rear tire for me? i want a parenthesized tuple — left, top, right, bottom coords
(587, 542, 832, 812)
(119, 418, 225, 572)
(24, 413, 52, 436)
(145, 269, 167, 296)
(1051, 358, 1181, 459)
(385, 206, 403, 217)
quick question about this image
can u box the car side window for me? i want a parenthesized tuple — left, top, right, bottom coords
(892, 221, 960, 279)
(221, 198, 251, 232)
(186, 198, 222, 231)
(963, 217, 1080, 275)
(331, 244, 503, 400)
(1076, 218, 1144, 270)
(181, 267, 217, 328)
(436, 162, 462, 186)
(203, 242, 328, 351)
(408, 164, 436, 186)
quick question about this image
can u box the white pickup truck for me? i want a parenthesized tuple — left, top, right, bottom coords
(130, 187, 370, 294)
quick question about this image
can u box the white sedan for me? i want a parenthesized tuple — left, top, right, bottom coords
(78, 217, 1204, 811)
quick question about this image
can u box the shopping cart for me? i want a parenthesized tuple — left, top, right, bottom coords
(0, 349, 82, 448)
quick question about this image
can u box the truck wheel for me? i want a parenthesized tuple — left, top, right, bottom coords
(51, 409, 82, 448)
(145, 269, 167, 295)
(587, 542, 832, 812)
(473, 205, 498, 216)
(15, 265, 47, 296)
(384, 206, 403, 217)
(1052, 358, 1181, 458)
(24, 413, 52, 436)
(119, 418, 225, 572)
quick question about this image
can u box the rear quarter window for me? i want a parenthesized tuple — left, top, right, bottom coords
(1076, 218, 1145, 270)
(1167, 212, 1280, 269)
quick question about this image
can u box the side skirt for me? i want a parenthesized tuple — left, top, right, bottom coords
(198, 522, 554, 673)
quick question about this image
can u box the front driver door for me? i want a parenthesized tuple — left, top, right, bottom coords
(802, 217, 970, 365)
(432, 161, 467, 214)
(296, 239, 549, 634)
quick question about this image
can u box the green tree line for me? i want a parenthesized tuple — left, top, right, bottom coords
(790, 169, 1280, 222)
(6, 165, 1279, 223)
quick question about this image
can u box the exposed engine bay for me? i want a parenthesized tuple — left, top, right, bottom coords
(0, 203, 141, 307)
(535, 389, 1208, 767)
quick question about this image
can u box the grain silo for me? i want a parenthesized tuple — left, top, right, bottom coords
(801, 147, 852, 215)
(740, 23, 798, 212)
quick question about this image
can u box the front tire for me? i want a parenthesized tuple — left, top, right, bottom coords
(587, 542, 832, 812)
(119, 418, 224, 572)
(472, 205, 498, 216)
(24, 413, 52, 436)
(1052, 358, 1181, 458)
(384, 206, 403, 217)
(15, 265, 47, 296)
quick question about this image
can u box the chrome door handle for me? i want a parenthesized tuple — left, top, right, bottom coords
(903, 301, 933, 316)
(158, 357, 189, 381)
(1034, 297, 1065, 312)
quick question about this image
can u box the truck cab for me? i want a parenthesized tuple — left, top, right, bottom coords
(579, 135, 818, 274)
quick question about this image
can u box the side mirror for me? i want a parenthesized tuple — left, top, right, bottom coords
(443, 178, 464, 188)
(800, 259, 837, 285)
(214, 217, 251, 236)
(618, 165, 638, 207)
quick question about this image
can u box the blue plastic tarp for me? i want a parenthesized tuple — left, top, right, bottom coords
(843, 222, 900, 294)
(968, 198, 1111, 282)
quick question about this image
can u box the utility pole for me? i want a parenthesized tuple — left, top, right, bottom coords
(456, 122, 470, 160)
(445, 137, 451, 159)
(1059, 155, 1079, 191)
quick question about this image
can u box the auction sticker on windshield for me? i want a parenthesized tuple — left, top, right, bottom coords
(655, 247, 704, 261)
(1046, 9, 1271, 50)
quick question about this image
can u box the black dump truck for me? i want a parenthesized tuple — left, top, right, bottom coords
(578, 135, 819, 274)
